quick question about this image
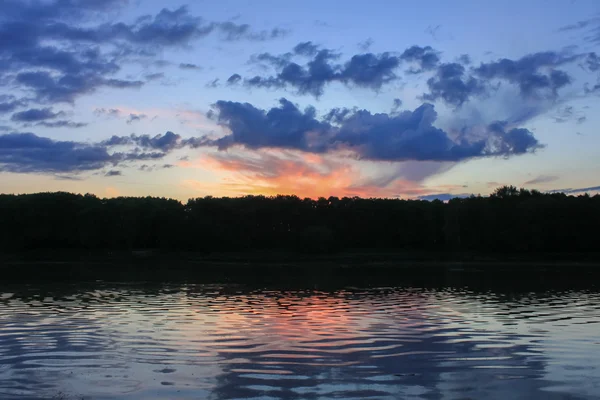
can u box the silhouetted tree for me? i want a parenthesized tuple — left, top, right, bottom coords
(0, 186, 599, 258)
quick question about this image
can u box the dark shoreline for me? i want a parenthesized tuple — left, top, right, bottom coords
(2, 250, 600, 286)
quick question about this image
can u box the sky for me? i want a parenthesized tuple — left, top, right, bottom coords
(1, 0, 600, 201)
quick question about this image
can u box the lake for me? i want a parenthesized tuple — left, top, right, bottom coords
(1, 278, 599, 399)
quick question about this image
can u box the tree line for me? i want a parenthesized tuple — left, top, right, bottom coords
(0, 186, 598, 256)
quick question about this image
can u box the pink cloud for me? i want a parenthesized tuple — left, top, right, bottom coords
(179, 149, 461, 199)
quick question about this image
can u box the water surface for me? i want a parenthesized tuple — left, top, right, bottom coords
(1, 282, 599, 399)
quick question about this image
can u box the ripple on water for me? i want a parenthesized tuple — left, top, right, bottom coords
(0, 284, 599, 400)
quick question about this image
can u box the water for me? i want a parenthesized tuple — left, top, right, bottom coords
(1, 282, 599, 399)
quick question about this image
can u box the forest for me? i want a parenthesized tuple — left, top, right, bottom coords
(0, 186, 599, 258)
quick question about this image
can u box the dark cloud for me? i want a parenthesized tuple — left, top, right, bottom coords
(358, 38, 374, 52)
(391, 98, 403, 113)
(0, 95, 26, 114)
(103, 131, 181, 152)
(423, 63, 486, 106)
(418, 193, 470, 201)
(105, 170, 122, 177)
(293, 41, 319, 57)
(54, 174, 83, 181)
(94, 108, 121, 117)
(553, 106, 573, 123)
(486, 121, 543, 155)
(121, 151, 166, 161)
(0, 2, 285, 106)
(216, 22, 288, 41)
(473, 51, 576, 97)
(400, 45, 440, 72)
(425, 25, 442, 40)
(583, 52, 600, 71)
(0, 127, 182, 173)
(162, 164, 174, 169)
(552, 105, 587, 124)
(421, 50, 597, 107)
(134, 131, 180, 151)
(126, 113, 147, 124)
(250, 52, 294, 68)
(36, 120, 87, 128)
(584, 82, 600, 94)
(0, 132, 115, 173)
(179, 63, 202, 70)
(206, 78, 220, 88)
(197, 98, 542, 162)
(145, 72, 164, 81)
(227, 74, 242, 85)
(340, 52, 400, 89)
(524, 175, 558, 185)
(11, 108, 65, 122)
(16, 71, 143, 103)
(458, 54, 471, 65)
(200, 99, 330, 151)
(548, 186, 600, 194)
(558, 17, 600, 32)
(557, 17, 600, 43)
(245, 45, 401, 97)
(42, 6, 282, 46)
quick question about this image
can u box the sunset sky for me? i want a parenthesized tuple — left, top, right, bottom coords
(1, 0, 600, 200)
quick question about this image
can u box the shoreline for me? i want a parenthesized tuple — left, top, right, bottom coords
(2, 251, 600, 285)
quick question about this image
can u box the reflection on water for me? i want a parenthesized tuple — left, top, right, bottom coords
(0, 282, 599, 399)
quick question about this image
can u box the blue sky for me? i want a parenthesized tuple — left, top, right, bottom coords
(1, 0, 599, 200)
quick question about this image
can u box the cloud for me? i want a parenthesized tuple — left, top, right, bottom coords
(126, 113, 147, 124)
(15, 71, 143, 104)
(11, 107, 65, 122)
(227, 73, 242, 85)
(552, 105, 587, 124)
(417, 193, 470, 201)
(0, 128, 182, 174)
(423, 63, 486, 106)
(400, 45, 440, 72)
(0, 2, 285, 106)
(94, 108, 148, 124)
(206, 78, 220, 88)
(557, 17, 600, 43)
(181, 149, 436, 199)
(547, 186, 600, 194)
(94, 108, 121, 118)
(293, 41, 319, 57)
(421, 50, 598, 107)
(105, 170, 122, 176)
(524, 175, 559, 185)
(558, 17, 600, 32)
(144, 72, 164, 81)
(36, 120, 87, 128)
(54, 174, 83, 181)
(179, 63, 202, 70)
(244, 45, 401, 97)
(102, 131, 181, 151)
(0, 132, 115, 173)
(458, 54, 471, 65)
(357, 38, 374, 52)
(242, 45, 594, 106)
(473, 51, 576, 98)
(197, 98, 542, 162)
(216, 22, 289, 41)
(0, 95, 26, 114)
(391, 98, 403, 113)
